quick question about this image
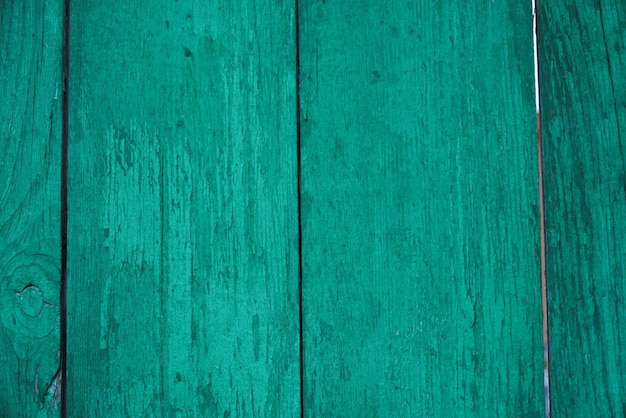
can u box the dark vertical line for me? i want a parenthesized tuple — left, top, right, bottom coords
(295, 0, 305, 416)
(60, 0, 70, 415)
(597, 2, 626, 175)
(158, 140, 166, 418)
(537, 114, 551, 418)
(533, 1, 551, 417)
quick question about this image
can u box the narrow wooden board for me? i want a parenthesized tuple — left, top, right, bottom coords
(0, 1, 63, 416)
(67, 1, 299, 415)
(299, 2, 543, 416)
(539, 0, 626, 415)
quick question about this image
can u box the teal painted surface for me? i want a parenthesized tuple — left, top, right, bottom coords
(11, 0, 620, 415)
(539, 0, 626, 416)
(0, 1, 63, 416)
(299, 1, 544, 416)
(67, 1, 299, 416)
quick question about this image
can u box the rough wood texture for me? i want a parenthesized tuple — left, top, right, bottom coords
(299, 2, 543, 416)
(67, 1, 299, 415)
(0, 1, 63, 417)
(539, 0, 626, 416)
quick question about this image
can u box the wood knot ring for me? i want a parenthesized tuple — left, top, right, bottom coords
(17, 285, 44, 317)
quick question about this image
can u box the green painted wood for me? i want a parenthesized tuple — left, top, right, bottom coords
(0, 1, 63, 417)
(299, 2, 543, 416)
(67, 1, 299, 416)
(538, 1, 626, 416)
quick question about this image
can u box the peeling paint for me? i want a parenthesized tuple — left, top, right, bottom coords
(43, 368, 61, 411)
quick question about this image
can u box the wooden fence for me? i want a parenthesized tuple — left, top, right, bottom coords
(1, 0, 624, 416)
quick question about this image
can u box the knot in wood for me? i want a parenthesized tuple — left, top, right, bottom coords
(18, 285, 44, 317)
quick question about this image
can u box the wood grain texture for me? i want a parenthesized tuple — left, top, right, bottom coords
(67, 1, 299, 416)
(299, 2, 543, 416)
(0, 1, 63, 417)
(538, 0, 626, 415)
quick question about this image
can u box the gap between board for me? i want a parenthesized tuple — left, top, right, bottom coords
(532, 0, 551, 417)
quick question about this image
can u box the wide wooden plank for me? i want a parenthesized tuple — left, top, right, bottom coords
(67, 1, 299, 415)
(538, 1, 626, 415)
(299, 2, 543, 416)
(0, 1, 63, 416)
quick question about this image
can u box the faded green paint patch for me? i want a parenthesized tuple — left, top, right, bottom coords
(67, 0, 299, 416)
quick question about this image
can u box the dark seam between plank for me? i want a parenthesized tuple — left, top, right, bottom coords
(60, 0, 70, 415)
(295, 0, 305, 416)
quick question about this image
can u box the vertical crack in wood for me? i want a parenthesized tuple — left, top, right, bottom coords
(597, 2, 626, 176)
(532, 0, 551, 416)
(158, 137, 166, 418)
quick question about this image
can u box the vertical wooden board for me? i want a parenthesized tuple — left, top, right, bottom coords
(0, 1, 63, 417)
(299, 1, 543, 416)
(539, 1, 626, 416)
(68, 1, 299, 416)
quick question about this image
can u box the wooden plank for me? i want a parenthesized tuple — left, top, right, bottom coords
(67, 1, 299, 415)
(299, 2, 543, 416)
(0, 1, 63, 416)
(538, 0, 626, 415)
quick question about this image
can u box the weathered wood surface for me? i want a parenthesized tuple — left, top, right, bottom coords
(67, 1, 299, 416)
(0, 1, 63, 417)
(539, 0, 626, 416)
(299, 1, 544, 416)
